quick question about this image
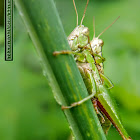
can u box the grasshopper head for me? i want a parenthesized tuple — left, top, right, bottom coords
(77, 25, 89, 36)
(91, 16, 120, 50)
(81, 26, 89, 36)
(90, 38, 104, 54)
(91, 38, 104, 48)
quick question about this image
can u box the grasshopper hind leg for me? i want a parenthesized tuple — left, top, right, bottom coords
(62, 64, 97, 110)
(92, 98, 111, 134)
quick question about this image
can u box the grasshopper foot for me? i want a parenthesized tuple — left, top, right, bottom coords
(61, 105, 73, 110)
(53, 51, 61, 56)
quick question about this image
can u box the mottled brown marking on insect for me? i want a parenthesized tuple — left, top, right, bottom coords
(92, 98, 99, 114)
(96, 65, 104, 82)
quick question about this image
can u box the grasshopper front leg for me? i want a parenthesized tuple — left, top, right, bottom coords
(61, 92, 96, 110)
(100, 73, 114, 89)
(53, 50, 88, 63)
(93, 53, 106, 63)
(53, 50, 75, 56)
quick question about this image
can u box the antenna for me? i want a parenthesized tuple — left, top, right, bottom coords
(93, 16, 95, 38)
(73, 0, 78, 26)
(97, 16, 120, 38)
(80, 0, 89, 25)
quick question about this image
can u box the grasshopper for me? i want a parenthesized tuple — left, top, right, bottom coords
(53, 0, 132, 139)
(90, 16, 120, 88)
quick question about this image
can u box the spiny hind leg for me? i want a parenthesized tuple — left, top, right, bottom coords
(62, 66, 97, 110)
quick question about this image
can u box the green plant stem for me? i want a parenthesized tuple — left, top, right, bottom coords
(15, 0, 106, 139)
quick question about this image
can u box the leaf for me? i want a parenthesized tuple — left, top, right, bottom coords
(14, 0, 106, 139)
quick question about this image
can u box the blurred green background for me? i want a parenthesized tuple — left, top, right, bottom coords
(0, 0, 140, 139)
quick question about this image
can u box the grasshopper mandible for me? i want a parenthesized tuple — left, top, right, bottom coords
(53, 0, 132, 139)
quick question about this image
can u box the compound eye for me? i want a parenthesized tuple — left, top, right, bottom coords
(98, 39, 104, 46)
(82, 27, 89, 36)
